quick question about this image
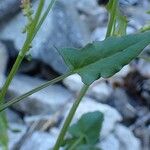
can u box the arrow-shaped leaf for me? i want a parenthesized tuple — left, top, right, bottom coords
(58, 31, 150, 85)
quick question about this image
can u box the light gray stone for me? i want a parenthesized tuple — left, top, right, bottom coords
(135, 59, 150, 78)
(63, 74, 84, 93)
(0, 0, 20, 21)
(20, 131, 56, 150)
(8, 123, 27, 150)
(0, 42, 8, 88)
(90, 81, 113, 102)
(63, 74, 112, 102)
(0, 0, 89, 74)
(115, 124, 141, 150)
(98, 134, 120, 150)
(64, 97, 122, 138)
(111, 88, 137, 121)
(120, 0, 140, 5)
(75, 0, 107, 30)
(141, 79, 150, 105)
(8, 75, 72, 115)
(6, 109, 23, 124)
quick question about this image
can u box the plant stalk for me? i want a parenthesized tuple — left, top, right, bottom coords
(0, 37, 31, 103)
(0, 0, 57, 103)
(53, 85, 89, 150)
(0, 72, 72, 112)
(106, 0, 118, 38)
(69, 136, 84, 150)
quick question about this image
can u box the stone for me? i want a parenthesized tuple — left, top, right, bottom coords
(0, 0, 90, 74)
(7, 75, 72, 115)
(114, 65, 131, 78)
(24, 113, 61, 131)
(109, 65, 131, 85)
(8, 123, 27, 150)
(91, 27, 107, 41)
(20, 131, 56, 150)
(135, 59, 150, 78)
(120, 0, 141, 6)
(110, 88, 137, 121)
(6, 109, 23, 124)
(64, 97, 122, 137)
(141, 79, 150, 105)
(63, 74, 112, 102)
(0, 0, 21, 21)
(98, 134, 120, 150)
(75, 0, 107, 30)
(0, 42, 8, 88)
(115, 124, 141, 150)
(63, 74, 84, 93)
(97, 123, 142, 150)
(90, 81, 113, 102)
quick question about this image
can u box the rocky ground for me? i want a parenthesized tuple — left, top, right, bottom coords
(0, 0, 150, 150)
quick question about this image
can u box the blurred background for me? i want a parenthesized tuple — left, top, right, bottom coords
(0, 0, 150, 150)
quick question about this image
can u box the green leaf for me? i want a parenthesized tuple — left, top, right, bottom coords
(0, 112, 8, 150)
(69, 111, 104, 144)
(63, 111, 103, 150)
(76, 145, 101, 150)
(58, 31, 150, 85)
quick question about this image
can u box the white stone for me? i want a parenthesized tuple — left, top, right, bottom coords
(8, 123, 27, 150)
(20, 131, 56, 150)
(0, 0, 89, 74)
(113, 65, 131, 78)
(115, 124, 141, 150)
(90, 82, 113, 102)
(98, 134, 120, 150)
(8, 75, 72, 115)
(0, 42, 8, 88)
(91, 27, 107, 41)
(136, 59, 150, 78)
(63, 74, 84, 93)
(64, 97, 122, 137)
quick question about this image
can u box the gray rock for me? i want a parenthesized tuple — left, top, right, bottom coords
(6, 109, 23, 124)
(141, 79, 150, 105)
(135, 59, 150, 78)
(91, 27, 107, 41)
(20, 131, 56, 150)
(75, 0, 107, 30)
(120, 0, 141, 5)
(115, 124, 141, 150)
(111, 88, 137, 121)
(0, 0, 89, 73)
(63, 74, 113, 102)
(98, 134, 120, 150)
(64, 97, 122, 137)
(0, 42, 8, 88)
(63, 74, 84, 93)
(8, 123, 27, 150)
(8, 75, 72, 115)
(97, 123, 141, 150)
(0, 0, 20, 21)
(90, 81, 113, 102)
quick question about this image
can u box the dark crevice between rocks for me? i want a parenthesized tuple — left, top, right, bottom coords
(1, 39, 63, 82)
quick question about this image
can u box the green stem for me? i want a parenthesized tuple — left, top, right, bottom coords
(28, 0, 45, 37)
(0, 72, 72, 112)
(0, 0, 57, 103)
(0, 37, 31, 103)
(106, 0, 118, 38)
(69, 136, 84, 150)
(53, 85, 89, 150)
(33, 0, 57, 39)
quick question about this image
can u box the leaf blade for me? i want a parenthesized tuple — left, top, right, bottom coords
(59, 31, 150, 85)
